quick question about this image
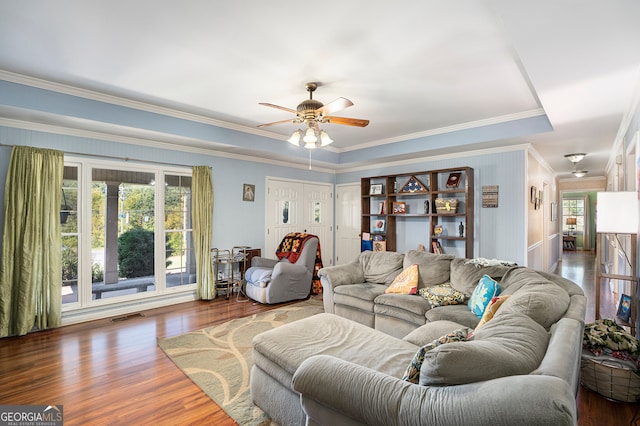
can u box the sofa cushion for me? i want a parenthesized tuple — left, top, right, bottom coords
(385, 264, 418, 294)
(334, 283, 387, 312)
(375, 293, 430, 317)
(403, 250, 455, 288)
(475, 295, 509, 329)
(425, 305, 480, 329)
(498, 269, 570, 329)
(468, 275, 501, 318)
(403, 320, 468, 346)
(419, 312, 550, 385)
(419, 283, 465, 307)
(402, 327, 471, 384)
(359, 251, 404, 284)
(449, 258, 512, 297)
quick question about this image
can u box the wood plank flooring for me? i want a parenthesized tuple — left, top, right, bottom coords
(555, 250, 640, 426)
(0, 252, 637, 425)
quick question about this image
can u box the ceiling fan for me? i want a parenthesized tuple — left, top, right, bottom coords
(257, 82, 369, 148)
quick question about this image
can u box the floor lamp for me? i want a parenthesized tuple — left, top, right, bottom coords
(595, 191, 639, 335)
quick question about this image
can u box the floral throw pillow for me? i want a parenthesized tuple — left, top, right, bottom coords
(402, 327, 471, 384)
(468, 275, 501, 318)
(419, 283, 466, 307)
(475, 295, 510, 329)
(385, 264, 419, 294)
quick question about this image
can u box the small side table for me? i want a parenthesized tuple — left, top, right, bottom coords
(563, 235, 576, 251)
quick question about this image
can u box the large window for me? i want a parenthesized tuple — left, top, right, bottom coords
(62, 160, 195, 309)
(562, 199, 585, 235)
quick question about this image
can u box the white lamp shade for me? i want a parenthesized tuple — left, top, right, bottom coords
(596, 191, 638, 234)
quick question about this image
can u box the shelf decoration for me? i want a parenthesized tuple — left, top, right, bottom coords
(435, 198, 458, 213)
(617, 294, 632, 323)
(399, 175, 428, 193)
(392, 202, 406, 214)
(446, 172, 462, 188)
(372, 219, 386, 232)
(370, 183, 383, 195)
(373, 240, 387, 252)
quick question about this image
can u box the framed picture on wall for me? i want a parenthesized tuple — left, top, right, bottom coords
(243, 184, 255, 202)
(530, 186, 537, 204)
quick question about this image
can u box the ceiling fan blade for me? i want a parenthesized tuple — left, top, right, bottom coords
(324, 116, 370, 127)
(257, 118, 294, 128)
(258, 102, 297, 114)
(317, 97, 354, 115)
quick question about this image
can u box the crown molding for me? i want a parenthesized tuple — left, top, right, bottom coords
(0, 116, 336, 174)
(0, 70, 288, 142)
(336, 108, 547, 153)
(337, 143, 531, 174)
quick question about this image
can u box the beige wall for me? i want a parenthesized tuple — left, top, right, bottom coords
(527, 150, 559, 270)
(558, 177, 606, 192)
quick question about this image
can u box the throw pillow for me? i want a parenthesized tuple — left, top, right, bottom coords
(385, 264, 419, 294)
(402, 327, 471, 384)
(468, 275, 501, 318)
(475, 295, 510, 329)
(419, 283, 466, 307)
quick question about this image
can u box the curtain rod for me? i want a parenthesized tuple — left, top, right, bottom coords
(0, 142, 201, 169)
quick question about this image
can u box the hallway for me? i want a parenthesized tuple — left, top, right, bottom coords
(555, 250, 639, 425)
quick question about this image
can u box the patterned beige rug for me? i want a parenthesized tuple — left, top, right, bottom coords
(158, 298, 324, 425)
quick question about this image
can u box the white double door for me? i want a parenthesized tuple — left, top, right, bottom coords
(265, 178, 334, 266)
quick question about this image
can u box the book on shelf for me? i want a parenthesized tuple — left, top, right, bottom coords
(432, 241, 443, 254)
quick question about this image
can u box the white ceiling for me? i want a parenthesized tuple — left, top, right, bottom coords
(1, 0, 639, 176)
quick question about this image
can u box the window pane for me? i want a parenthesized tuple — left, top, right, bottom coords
(92, 168, 156, 300)
(62, 166, 79, 304)
(165, 174, 195, 288)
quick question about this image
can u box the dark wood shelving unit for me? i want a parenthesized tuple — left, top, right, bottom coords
(361, 167, 474, 257)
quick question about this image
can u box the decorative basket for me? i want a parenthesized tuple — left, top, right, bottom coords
(435, 198, 458, 214)
(580, 357, 640, 403)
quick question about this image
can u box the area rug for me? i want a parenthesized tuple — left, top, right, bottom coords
(158, 298, 324, 425)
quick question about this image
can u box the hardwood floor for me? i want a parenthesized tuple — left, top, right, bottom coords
(555, 250, 640, 426)
(0, 253, 637, 425)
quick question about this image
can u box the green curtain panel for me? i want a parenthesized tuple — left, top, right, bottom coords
(192, 166, 215, 300)
(0, 146, 64, 337)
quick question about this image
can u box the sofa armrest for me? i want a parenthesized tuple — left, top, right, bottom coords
(318, 262, 364, 313)
(293, 355, 576, 426)
(251, 257, 279, 268)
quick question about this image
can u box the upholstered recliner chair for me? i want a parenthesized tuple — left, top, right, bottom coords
(244, 234, 319, 304)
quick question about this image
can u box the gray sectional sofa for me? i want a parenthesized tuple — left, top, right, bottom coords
(250, 250, 587, 425)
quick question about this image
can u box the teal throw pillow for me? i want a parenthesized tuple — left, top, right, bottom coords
(402, 327, 471, 384)
(468, 275, 501, 318)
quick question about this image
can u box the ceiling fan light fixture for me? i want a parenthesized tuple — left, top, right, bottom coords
(288, 129, 302, 146)
(320, 130, 333, 146)
(572, 170, 588, 178)
(303, 127, 317, 144)
(564, 153, 586, 163)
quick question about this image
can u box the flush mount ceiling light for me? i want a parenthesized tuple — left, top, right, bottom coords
(564, 153, 586, 163)
(258, 82, 368, 149)
(564, 153, 588, 177)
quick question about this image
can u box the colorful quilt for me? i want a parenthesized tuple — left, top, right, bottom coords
(276, 232, 324, 294)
